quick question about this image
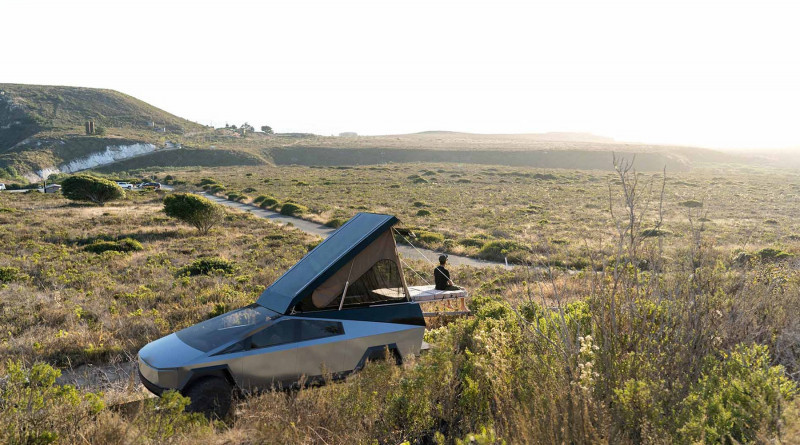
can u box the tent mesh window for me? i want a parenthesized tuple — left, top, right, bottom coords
(341, 259, 406, 307)
(296, 259, 407, 312)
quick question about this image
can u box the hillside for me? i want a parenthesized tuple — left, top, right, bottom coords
(270, 131, 749, 172)
(0, 83, 767, 181)
(0, 84, 273, 181)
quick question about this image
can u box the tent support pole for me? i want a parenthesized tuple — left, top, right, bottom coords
(338, 282, 349, 311)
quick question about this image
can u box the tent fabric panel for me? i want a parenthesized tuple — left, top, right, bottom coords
(256, 213, 398, 313)
(311, 231, 408, 308)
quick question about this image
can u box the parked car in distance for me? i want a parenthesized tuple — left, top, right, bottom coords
(141, 182, 161, 190)
(0, 183, 5, 190)
(116, 182, 134, 190)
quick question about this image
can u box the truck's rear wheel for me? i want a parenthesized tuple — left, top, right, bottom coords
(183, 376, 233, 419)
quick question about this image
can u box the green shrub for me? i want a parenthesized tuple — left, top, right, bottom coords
(677, 344, 797, 443)
(61, 175, 124, 206)
(325, 217, 347, 228)
(416, 231, 444, 244)
(756, 247, 792, 261)
(641, 228, 671, 237)
(416, 209, 432, 217)
(135, 390, 206, 441)
(226, 192, 246, 202)
(163, 193, 225, 234)
(478, 239, 529, 261)
(0, 266, 27, 283)
(253, 195, 270, 204)
(258, 196, 279, 208)
(732, 251, 754, 265)
(83, 237, 143, 254)
(197, 178, 218, 186)
(679, 200, 703, 208)
(280, 202, 308, 216)
(0, 361, 104, 445)
(458, 238, 486, 248)
(209, 302, 228, 318)
(179, 257, 237, 276)
(413, 201, 428, 208)
(412, 177, 429, 184)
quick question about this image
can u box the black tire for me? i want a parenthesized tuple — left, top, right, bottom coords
(183, 377, 233, 419)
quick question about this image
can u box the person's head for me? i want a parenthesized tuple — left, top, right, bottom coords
(439, 254, 448, 265)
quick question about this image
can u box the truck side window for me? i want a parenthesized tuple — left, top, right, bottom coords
(298, 320, 344, 342)
(250, 319, 300, 349)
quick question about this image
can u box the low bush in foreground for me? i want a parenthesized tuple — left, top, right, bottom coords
(0, 266, 27, 283)
(0, 361, 104, 444)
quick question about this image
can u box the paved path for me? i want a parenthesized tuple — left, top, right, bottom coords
(201, 193, 505, 269)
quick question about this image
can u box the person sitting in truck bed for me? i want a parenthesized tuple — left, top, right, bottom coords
(434, 254, 461, 291)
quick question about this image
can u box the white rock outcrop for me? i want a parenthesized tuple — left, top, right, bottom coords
(29, 143, 159, 180)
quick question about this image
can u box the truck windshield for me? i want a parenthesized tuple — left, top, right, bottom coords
(176, 304, 277, 352)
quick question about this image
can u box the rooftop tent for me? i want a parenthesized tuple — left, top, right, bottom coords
(256, 213, 410, 314)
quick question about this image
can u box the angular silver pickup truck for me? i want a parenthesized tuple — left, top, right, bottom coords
(138, 213, 427, 417)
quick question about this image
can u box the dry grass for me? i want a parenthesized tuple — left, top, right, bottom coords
(3, 163, 800, 444)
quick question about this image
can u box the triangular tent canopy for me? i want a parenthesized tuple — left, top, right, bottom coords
(256, 213, 410, 314)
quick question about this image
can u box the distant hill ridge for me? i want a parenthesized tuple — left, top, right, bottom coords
(0, 83, 763, 180)
(0, 83, 267, 180)
(408, 131, 616, 144)
(0, 83, 203, 147)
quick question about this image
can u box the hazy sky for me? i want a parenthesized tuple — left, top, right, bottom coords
(2, 0, 798, 149)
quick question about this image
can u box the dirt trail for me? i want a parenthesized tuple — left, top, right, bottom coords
(201, 193, 506, 269)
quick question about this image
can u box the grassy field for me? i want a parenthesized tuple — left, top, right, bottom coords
(134, 162, 800, 269)
(3, 162, 800, 443)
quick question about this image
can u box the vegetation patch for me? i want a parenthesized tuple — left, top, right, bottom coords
(325, 217, 346, 228)
(179, 257, 238, 276)
(196, 178, 218, 187)
(679, 200, 703, 208)
(280, 202, 308, 216)
(163, 193, 225, 234)
(226, 192, 247, 202)
(61, 174, 124, 206)
(83, 237, 143, 254)
(415, 230, 444, 244)
(0, 266, 27, 283)
(478, 239, 529, 261)
(757, 247, 792, 261)
(258, 196, 279, 208)
(458, 237, 486, 248)
(641, 228, 672, 237)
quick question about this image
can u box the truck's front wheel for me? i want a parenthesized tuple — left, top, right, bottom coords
(183, 376, 233, 419)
